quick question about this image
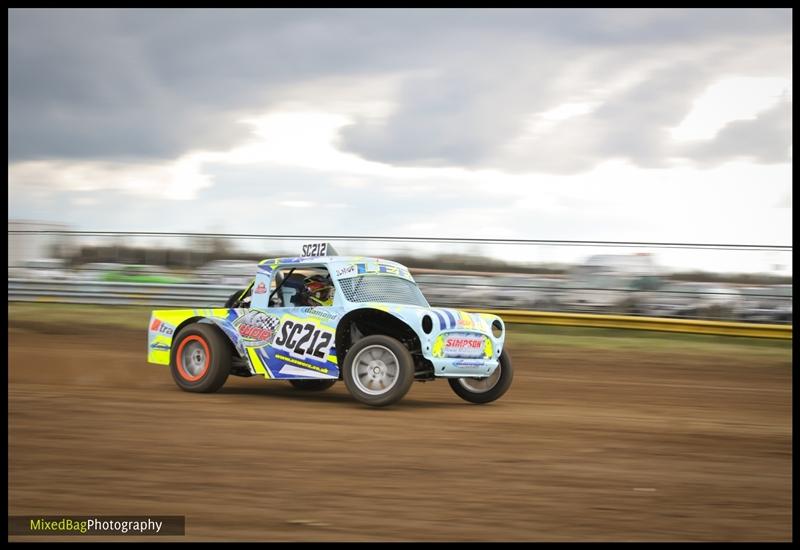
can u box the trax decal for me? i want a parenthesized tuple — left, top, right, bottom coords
(149, 318, 175, 336)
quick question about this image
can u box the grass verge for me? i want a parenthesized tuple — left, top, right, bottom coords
(8, 302, 792, 358)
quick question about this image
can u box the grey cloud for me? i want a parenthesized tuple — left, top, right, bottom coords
(340, 12, 790, 173)
(9, 8, 792, 172)
(681, 97, 792, 165)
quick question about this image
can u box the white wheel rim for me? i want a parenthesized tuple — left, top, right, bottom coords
(181, 341, 207, 377)
(458, 365, 502, 393)
(352, 345, 400, 396)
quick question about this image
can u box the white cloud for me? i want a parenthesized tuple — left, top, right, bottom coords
(670, 76, 791, 141)
(279, 200, 315, 208)
(9, 154, 214, 200)
(538, 101, 601, 121)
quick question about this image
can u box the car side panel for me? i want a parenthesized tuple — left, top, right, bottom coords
(256, 306, 343, 380)
(148, 306, 342, 380)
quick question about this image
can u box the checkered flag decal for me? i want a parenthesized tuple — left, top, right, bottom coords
(236, 310, 281, 346)
(249, 312, 280, 333)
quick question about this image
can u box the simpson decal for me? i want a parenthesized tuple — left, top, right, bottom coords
(443, 334, 486, 358)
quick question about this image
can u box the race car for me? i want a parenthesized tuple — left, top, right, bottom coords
(147, 243, 513, 407)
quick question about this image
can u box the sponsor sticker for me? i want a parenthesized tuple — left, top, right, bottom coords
(444, 334, 485, 358)
(254, 281, 267, 294)
(233, 311, 280, 347)
(453, 359, 485, 368)
(335, 264, 357, 278)
(149, 319, 174, 336)
(301, 307, 338, 321)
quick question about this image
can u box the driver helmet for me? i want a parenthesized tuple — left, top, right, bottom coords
(303, 274, 334, 306)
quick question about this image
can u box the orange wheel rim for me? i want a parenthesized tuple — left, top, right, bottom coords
(176, 335, 210, 382)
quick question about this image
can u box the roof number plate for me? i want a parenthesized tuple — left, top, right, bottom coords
(301, 242, 338, 257)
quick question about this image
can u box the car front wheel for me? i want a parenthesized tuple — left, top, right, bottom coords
(448, 349, 513, 404)
(342, 335, 415, 407)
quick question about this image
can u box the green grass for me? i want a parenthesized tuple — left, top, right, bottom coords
(8, 302, 154, 331)
(8, 302, 792, 358)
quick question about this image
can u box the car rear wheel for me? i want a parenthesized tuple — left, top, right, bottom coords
(448, 349, 513, 404)
(343, 335, 415, 407)
(288, 379, 337, 391)
(170, 323, 231, 393)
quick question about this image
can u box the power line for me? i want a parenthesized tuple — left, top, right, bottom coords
(5, 230, 793, 251)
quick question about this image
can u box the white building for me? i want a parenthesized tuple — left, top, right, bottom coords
(8, 220, 75, 274)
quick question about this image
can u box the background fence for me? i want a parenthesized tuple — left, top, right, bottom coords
(8, 229, 793, 328)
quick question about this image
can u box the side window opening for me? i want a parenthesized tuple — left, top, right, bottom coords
(268, 267, 335, 308)
(225, 278, 255, 308)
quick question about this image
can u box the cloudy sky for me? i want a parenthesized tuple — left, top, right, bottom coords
(8, 9, 792, 271)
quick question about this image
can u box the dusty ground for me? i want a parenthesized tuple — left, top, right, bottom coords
(8, 318, 792, 541)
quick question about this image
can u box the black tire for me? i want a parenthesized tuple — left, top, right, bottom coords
(170, 323, 231, 393)
(448, 349, 514, 404)
(288, 379, 337, 391)
(342, 335, 415, 407)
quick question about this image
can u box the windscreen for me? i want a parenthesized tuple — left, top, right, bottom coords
(338, 275, 429, 307)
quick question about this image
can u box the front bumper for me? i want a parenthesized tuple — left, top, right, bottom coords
(430, 357, 500, 378)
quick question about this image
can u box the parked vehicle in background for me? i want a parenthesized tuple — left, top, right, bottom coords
(479, 275, 562, 310)
(415, 274, 493, 307)
(194, 260, 256, 287)
(738, 285, 792, 323)
(572, 253, 661, 279)
(556, 272, 663, 314)
(666, 282, 742, 320)
(12, 258, 72, 280)
(555, 253, 664, 314)
(637, 281, 708, 318)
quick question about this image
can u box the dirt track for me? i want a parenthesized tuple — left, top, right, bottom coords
(8, 322, 792, 541)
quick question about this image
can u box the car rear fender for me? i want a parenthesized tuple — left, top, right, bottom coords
(147, 308, 246, 365)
